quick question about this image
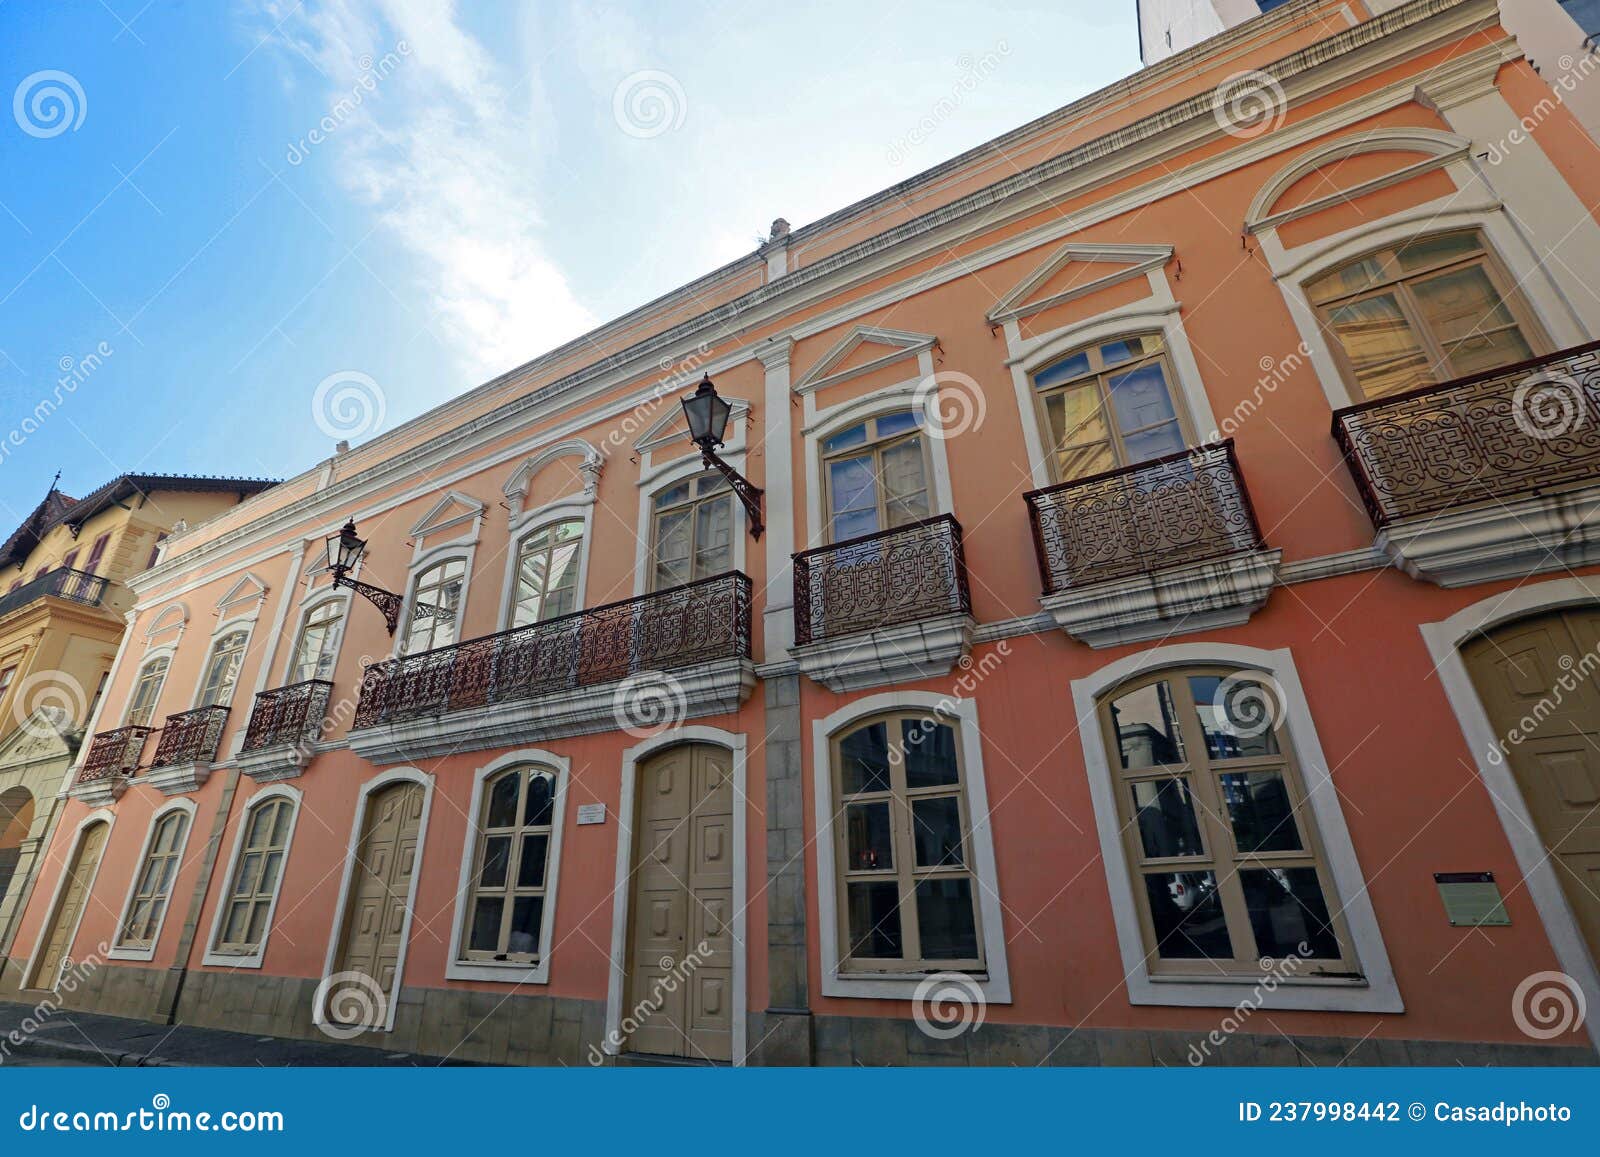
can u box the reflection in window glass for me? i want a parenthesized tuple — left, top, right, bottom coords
(1240, 867, 1340, 960)
(1220, 771, 1301, 853)
(1130, 778, 1204, 859)
(1111, 681, 1185, 769)
(1142, 872, 1233, 960)
(1188, 675, 1281, 760)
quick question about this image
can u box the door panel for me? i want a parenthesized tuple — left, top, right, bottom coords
(624, 743, 735, 1061)
(1465, 609, 1600, 966)
(330, 782, 424, 1024)
(30, 822, 108, 990)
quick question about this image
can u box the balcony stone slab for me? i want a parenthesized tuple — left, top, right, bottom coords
(791, 611, 975, 692)
(68, 775, 129, 806)
(1374, 484, 1600, 588)
(347, 658, 757, 765)
(142, 761, 213, 796)
(1040, 549, 1282, 648)
(236, 743, 313, 784)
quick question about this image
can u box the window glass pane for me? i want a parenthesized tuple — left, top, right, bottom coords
(911, 796, 964, 867)
(654, 482, 691, 509)
(1110, 681, 1185, 769)
(1142, 871, 1233, 959)
(874, 411, 921, 438)
(903, 720, 958, 788)
(845, 881, 903, 959)
(1188, 675, 1281, 760)
(233, 853, 261, 897)
(822, 422, 868, 453)
(478, 836, 511, 889)
(845, 802, 894, 871)
(1122, 422, 1185, 465)
(1444, 327, 1535, 379)
(270, 802, 293, 846)
(653, 508, 693, 588)
(1130, 777, 1205, 859)
(517, 834, 550, 888)
(1308, 254, 1387, 302)
(1034, 351, 1092, 390)
(1325, 292, 1434, 399)
(1240, 867, 1341, 959)
(1099, 338, 1142, 367)
(486, 774, 520, 828)
(469, 897, 504, 952)
(509, 897, 543, 955)
(222, 903, 250, 945)
(1220, 771, 1302, 853)
(880, 438, 929, 527)
(828, 456, 879, 540)
(1045, 380, 1108, 450)
(839, 723, 890, 794)
(915, 878, 978, 959)
(259, 851, 283, 895)
(524, 774, 554, 827)
(1394, 230, 1480, 273)
(694, 495, 733, 576)
(244, 904, 270, 947)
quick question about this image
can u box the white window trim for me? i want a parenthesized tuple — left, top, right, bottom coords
(604, 727, 748, 1064)
(1421, 577, 1600, 1054)
(107, 798, 198, 962)
(200, 783, 303, 969)
(444, 749, 571, 983)
(276, 592, 351, 687)
(496, 500, 595, 631)
(633, 451, 750, 597)
(1000, 274, 1219, 489)
(502, 439, 602, 520)
(800, 378, 956, 551)
(1070, 643, 1402, 1012)
(22, 809, 116, 990)
(394, 542, 477, 659)
(123, 646, 175, 726)
(143, 602, 189, 644)
(315, 767, 434, 1034)
(186, 617, 257, 711)
(811, 691, 1012, 1003)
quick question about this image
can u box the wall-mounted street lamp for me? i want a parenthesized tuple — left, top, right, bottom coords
(681, 374, 764, 540)
(325, 520, 408, 635)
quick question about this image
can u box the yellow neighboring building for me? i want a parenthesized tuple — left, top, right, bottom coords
(0, 474, 275, 975)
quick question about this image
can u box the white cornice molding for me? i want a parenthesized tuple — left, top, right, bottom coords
(130, 0, 1503, 597)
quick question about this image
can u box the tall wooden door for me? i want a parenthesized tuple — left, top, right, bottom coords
(330, 781, 425, 1025)
(625, 743, 734, 1061)
(1465, 608, 1600, 968)
(29, 821, 108, 990)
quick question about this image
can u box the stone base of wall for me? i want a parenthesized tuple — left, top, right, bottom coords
(13, 959, 1594, 1066)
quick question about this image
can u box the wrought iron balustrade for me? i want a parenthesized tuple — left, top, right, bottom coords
(1332, 342, 1600, 529)
(76, 725, 150, 784)
(1024, 440, 1265, 595)
(149, 705, 230, 768)
(791, 514, 971, 647)
(353, 571, 752, 729)
(0, 567, 108, 620)
(242, 680, 334, 753)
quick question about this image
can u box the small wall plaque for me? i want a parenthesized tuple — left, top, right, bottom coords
(576, 803, 606, 826)
(1434, 871, 1511, 927)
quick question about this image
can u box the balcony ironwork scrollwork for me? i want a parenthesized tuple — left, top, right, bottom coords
(149, 705, 231, 768)
(76, 725, 150, 785)
(242, 680, 334, 753)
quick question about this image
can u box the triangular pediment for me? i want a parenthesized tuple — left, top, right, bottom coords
(793, 326, 937, 395)
(216, 573, 267, 613)
(634, 397, 752, 453)
(987, 243, 1173, 325)
(409, 491, 485, 540)
(0, 711, 74, 767)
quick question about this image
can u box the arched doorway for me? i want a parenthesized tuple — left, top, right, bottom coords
(621, 741, 734, 1061)
(27, 818, 109, 991)
(1464, 607, 1600, 971)
(0, 787, 33, 912)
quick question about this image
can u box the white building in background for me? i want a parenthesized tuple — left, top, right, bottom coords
(1138, 0, 1600, 139)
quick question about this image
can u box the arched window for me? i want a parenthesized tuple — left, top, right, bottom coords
(1096, 666, 1351, 975)
(197, 630, 248, 707)
(126, 656, 169, 726)
(820, 411, 930, 542)
(211, 794, 296, 958)
(831, 712, 982, 971)
(1308, 229, 1543, 400)
(511, 521, 583, 626)
(461, 766, 557, 963)
(288, 600, 345, 682)
(404, 557, 466, 653)
(116, 807, 192, 952)
(650, 474, 732, 590)
(1030, 333, 1189, 482)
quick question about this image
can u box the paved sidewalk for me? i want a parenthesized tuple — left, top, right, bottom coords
(0, 1001, 473, 1067)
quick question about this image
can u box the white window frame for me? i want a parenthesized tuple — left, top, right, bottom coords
(107, 798, 197, 963)
(279, 595, 350, 686)
(1070, 643, 1402, 1011)
(315, 766, 434, 1034)
(445, 749, 571, 983)
(396, 545, 475, 658)
(496, 501, 594, 630)
(201, 784, 302, 969)
(634, 456, 749, 597)
(124, 647, 175, 727)
(811, 691, 1011, 1002)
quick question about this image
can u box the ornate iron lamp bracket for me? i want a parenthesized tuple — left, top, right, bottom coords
(701, 449, 764, 540)
(331, 574, 406, 636)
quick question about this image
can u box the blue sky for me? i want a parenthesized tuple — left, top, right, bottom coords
(0, 1, 1139, 527)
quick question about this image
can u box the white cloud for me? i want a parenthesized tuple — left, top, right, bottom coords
(263, 0, 595, 380)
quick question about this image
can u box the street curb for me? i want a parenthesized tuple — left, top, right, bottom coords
(4, 1035, 175, 1067)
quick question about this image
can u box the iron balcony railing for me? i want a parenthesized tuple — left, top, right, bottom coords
(353, 571, 752, 729)
(241, 679, 334, 753)
(149, 705, 230, 768)
(1332, 342, 1600, 530)
(0, 567, 108, 620)
(791, 514, 971, 647)
(1024, 440, 1266, 595)
(76, 725, 150, 784)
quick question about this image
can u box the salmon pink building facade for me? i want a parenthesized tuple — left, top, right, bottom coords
(8, 0, 1600, 1065)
